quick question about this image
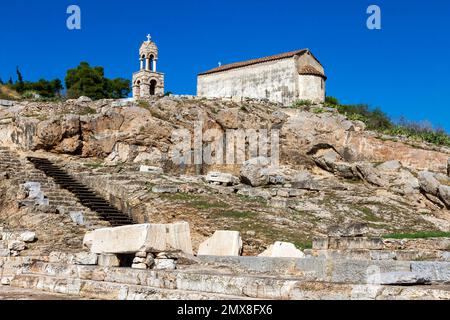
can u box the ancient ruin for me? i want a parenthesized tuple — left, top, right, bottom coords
(1, 94, 450, 300)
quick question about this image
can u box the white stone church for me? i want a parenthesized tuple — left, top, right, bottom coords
(132, 36, 326, 105)
(197, 49, 326, 106)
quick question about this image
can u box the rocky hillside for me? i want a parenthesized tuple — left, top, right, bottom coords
(1, 96, 450, 254)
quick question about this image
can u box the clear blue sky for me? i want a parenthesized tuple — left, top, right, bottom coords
(1, 1, 449, 131)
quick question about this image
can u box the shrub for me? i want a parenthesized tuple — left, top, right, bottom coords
(291, 99, 313, 108)
(330, 97, 450, 147)
(325, 96, 339, 106)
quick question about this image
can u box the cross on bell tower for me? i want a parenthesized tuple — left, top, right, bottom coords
(132, 35, 165, 99)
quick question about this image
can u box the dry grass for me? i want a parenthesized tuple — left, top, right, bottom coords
(0, 85, 20, 100)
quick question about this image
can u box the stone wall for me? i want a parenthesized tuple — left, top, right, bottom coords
(297, 75, 325, 103)
(198, 58, 298, 106)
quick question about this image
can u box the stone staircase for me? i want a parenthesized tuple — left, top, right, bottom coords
(27, 157, 134, 227)
(0, 147, 111, 230)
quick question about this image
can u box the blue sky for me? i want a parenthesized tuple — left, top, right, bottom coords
(1, 0, 449, 131)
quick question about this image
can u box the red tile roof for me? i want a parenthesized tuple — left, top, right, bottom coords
(299, 65, 327, 79)
(199, 49, 310, 75)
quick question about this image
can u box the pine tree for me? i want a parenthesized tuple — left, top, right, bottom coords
(8, 77, 13, 85)
(0, 77, 3, 85)
(16, 66, 25, 92)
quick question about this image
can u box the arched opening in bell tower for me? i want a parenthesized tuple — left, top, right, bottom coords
(150, 79, 157, 95)
(149, 55, 155, 71)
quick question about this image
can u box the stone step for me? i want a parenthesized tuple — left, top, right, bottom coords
(10, 274, 251, 300)
(10, 261, 450, 300)
(19, 261, 313, 299)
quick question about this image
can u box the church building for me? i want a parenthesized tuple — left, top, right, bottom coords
(197, 49, 326, 106)
(132, 35, 165, 98)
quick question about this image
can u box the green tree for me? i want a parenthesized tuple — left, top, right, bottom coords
(0, 77, 4, 85)
(106, 78, 131, 99)
(16, 66, 25, 92)
(26, 78, 64, 98)
(65, 62, 130, 100)
(8, 77, 13, 85)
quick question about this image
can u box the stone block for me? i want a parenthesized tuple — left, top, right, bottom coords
(0, 99, 14, 107)
(139, 165, 163, 174)
(259, 241, 305, 258)
(411, 261, 450, 283)
(154, 259, 176, 270)
(370, 251, 396, 261)
(327, 237, 384, 250)
(0, 249, 9, 257)
(145, 255, 155, 268)
(73, 252, 98, 265)
(135, 251, 147, 258)
(205, 172, 239, 185)
(328, 223, 369, 237)
(197, 231, 242, 256)
(19, 231, 36, 243)
(131, 263, 147, 269)
(133, 257, 145, 264)
(373, 272, 430, 285)
(328, 259, 412, 284)
(84, 222, 193, 255)
(312, 237, 329, 250)
(69, 212, 85, 225)
(151, 185, 179, 194)
(440, 252, 450, 262)
(7, 240, 25, 251)
(97, 254, 120, 267)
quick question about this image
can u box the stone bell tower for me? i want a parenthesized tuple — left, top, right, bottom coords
(132, 34, 165, 99)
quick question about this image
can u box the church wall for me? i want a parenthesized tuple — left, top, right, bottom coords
(197, 58, 298, 106)
(297, 75, 325, 103)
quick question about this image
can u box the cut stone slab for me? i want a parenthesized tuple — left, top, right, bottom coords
(69, 212, 85, 226)
(328, 223, 369, 237)
(73, 252, 98, 265)
(83, 222, 193, 255)
(205, 172, 239, 185)
(197, 231, 242, 256)
(411, 261, 450, 282)
(0, 99, 14, 107)
(131, 263, 147, 269)
(259, 241, 305, 258)
(154, 258, 176, 270)
(139, 165, 163, 174)
(97, 254, 120, 267)
(371, 272, 431, 285)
